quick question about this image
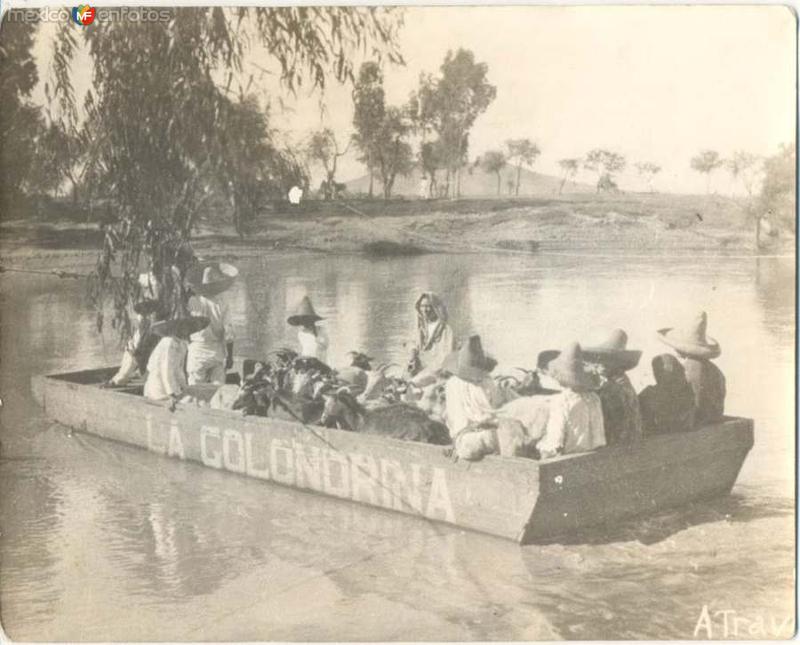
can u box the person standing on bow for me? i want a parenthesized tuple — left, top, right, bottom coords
(185, 262, 238, 385)
(408, 292, 456, 386)
(287, 295, 329, 363)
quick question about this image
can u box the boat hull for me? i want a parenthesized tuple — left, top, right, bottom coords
(31, 368, 753, 544)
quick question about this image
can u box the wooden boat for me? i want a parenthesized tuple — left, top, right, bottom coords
(31, 367, 754, 544)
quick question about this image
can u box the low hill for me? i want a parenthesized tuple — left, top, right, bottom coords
(345, 166, 593, 198)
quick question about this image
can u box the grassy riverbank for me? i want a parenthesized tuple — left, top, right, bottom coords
(0, 193, 792, 264)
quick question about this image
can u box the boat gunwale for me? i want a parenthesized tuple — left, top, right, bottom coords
(33, 368, 754, 473)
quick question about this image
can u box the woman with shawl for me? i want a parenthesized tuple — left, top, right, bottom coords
(408, 292, 456, 386)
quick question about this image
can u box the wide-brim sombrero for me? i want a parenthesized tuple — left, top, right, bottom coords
(581, 346, 642, 371)
(287, 295, 324, 326)
(543, 342, 603, 392)
(133, 299, 162, 316)
(151, 316, 210, 338)
(185, 262, 238, 298)
(657, 327, 721, 359)
(441, 335, 497, 384)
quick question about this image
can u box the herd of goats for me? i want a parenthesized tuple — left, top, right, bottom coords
(203, 348, 544, 447)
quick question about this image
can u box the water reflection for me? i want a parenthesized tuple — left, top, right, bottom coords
(0, 251, 794, 641)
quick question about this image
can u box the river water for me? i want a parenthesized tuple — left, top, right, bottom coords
(0, 250, 794, 641)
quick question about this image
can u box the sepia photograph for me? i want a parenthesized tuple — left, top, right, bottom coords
(0, 2, 796, 641)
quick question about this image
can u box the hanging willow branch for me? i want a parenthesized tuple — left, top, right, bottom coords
(48, 7, 404, 344)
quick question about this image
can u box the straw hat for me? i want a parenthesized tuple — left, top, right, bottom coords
(287, 296, 323, 326)
(185, 262, 238, 298)
(582, 329, 642, 371)
(546, 342, 602, 391)
(442, 335, 497, 384)
(657, 311, 720, 359)
(133, 299, 162, 316)
(151, 316, 210, 338)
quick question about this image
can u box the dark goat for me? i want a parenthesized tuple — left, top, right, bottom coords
(320, 390, 451, 445)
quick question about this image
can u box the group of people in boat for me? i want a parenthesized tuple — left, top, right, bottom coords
(107, 261, 726, 460)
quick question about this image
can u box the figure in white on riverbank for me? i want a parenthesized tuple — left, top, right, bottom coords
(185, 262, 238, 385)
(288, 185, 303, 205)
(287, 295, 329, 362)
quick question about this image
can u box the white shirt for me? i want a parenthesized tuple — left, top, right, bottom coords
(538, 390, 606, 458)
(297, 326, 329, 362)
(444, 375, 507, 437)
(144, 337, 188, 400)
(187, 295, 233, 362)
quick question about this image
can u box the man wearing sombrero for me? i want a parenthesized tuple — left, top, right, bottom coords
(657, 310, 725, 425)
(185, 262, 238, 385)
(537, 342, 606, 459)
(287, 295, 329, 363)
(144, 315, 210, 403)
(583, 329, 643, 446)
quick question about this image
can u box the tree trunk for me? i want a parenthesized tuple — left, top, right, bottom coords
(559, 174, 567, 195)
(496, 172, 501, 196)
(515, 163, 522, 196)
(368, 161, 374, 198)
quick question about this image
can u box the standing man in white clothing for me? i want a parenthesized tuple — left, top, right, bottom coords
(185, 262, 238, 384)
(287, 295, 329, 362)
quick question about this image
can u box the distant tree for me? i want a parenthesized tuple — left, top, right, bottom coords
(419, 139, 444, 198)
(505, 139, 540, 196)
(351, 62, 386, 198)
(307, 128, 350, 200)
(409, 49, 496, 198)
(374, 107, 414, 199)
(219, 95, 307, 235)
(726, 150, 762, 198)
(635, 162, 662, 193)
(690, 150, 724, 194)
(557, 158, 581, 195)
(757, 143, 795, 235)
(584, 149, 626, 193)
(480, 150, 507, 196)
(0, 19, 43, 210)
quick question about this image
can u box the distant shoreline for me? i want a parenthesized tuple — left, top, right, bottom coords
(0, 193, 793, 266)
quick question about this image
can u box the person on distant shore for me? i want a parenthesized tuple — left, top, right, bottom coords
(104, 299, 164, 387)
(287, 295, 329, 363)
(639, 354, 696, 435)
(537, 343, 606, 458)
(408, 292, 456, 386)
(144, 316, 209, 404)
(583, 329, 643, 446)
(185, 263, 238, 385)
(657, 310, 725, 425)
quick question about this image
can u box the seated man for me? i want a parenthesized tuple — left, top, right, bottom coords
(537, 342, 606, 459)
(582, 329, 643, 446)
(144, 316, 209, 404)
(443, 335, 527, 459)
(657, 311, 725, 425)
(639, 354, 696, 435)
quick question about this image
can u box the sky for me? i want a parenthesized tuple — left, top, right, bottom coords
(26, 4, 798, 194)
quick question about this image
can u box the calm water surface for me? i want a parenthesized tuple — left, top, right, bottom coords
(0, 250, 794, 641)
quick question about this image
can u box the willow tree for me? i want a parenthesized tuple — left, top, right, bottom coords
(50, 7, 403, 339)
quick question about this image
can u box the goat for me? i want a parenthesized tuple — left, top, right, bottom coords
(320, 389, 451, 445)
